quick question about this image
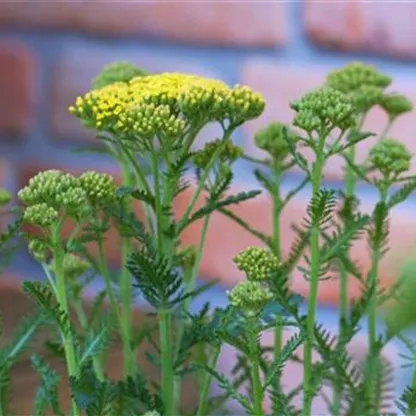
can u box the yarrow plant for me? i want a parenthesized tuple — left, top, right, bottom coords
(1, 60, 416, 416)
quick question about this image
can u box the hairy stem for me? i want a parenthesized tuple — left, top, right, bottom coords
(159, 308, 174, 415)
(73, 298, 104, 381)
(303, 134, 326, 416)
(172, 128, 235, 410)
(172, 214, 211, 412)
(52, 226, 81, 416)
(96, 230, 137, 376)
(196, 344, 222, 416)
(120, 152, 134, 378)
(365, 186, 388, 409)
(151, 151, 164, 254)
(249, 325, 264, 416)
(272, 163, 282, 413)
(333, 144, 356, 415)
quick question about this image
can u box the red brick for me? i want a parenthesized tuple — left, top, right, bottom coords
(19, 165, 146, 266)
(0, 1, 286, 47)
(241, 60, 416, 179)
(174, 182, 415, 305)
(218, 330, 398, 413)
(304, 2, 416, 59)
(0, 42, 35, 136)
(52, 50, 224, 147)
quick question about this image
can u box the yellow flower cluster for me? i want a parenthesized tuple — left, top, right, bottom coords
(69, 72, 265, 140)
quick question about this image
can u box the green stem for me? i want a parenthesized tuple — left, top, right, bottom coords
(271, 164, 282, 414)
(341, 145, 356, 322)
(303, 134, 326, 416)
(159, 308, 174, 415)
(120, 152, 134, 379)
(249, 325, 264, 416)
(172, 215, 211, 413)
(52, 227, 81, 416)
(118, 141, 155, 234)
(196, 344, 221, 416)
(73, 299, 104, 381)
(365, 187, 387, 408)
(172, 129, 234, 411)
(177, 128, 234, 234)
(333, 145, 357, 415)
(96, 231, 137, 376)
(151, 151, 164, 254)
(368, 188, 388, 352)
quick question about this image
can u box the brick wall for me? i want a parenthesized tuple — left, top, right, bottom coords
(1, 1, 415, 399)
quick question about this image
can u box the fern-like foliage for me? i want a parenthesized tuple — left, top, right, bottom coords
(70, 365, 162, 416)
(32, 354, 64, 416)
(22, 281, 71, 337)
(305, 189, 337, 231)
(127, 248, 180, 308)
(180, 189, 261, 233)
(367, 201, 390, 255)
(397, 386, 416, 415)
(78, 323, 114, 368)
(388, 179, 416, 209)
(0, 312, 43, 415)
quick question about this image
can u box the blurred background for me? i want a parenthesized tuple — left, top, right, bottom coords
(1, 0, 416, 412)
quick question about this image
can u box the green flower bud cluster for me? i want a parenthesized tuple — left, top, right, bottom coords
(349, 85, 385, 113)
(23, 203, 58, 227)
(79, 170, 117, 206)
(368, 138, 412, 179)
(326, 62, 392, 93)
(18, 170, 81, 208)
(19, 169, 117, 227)
(92, 61, 148, 90)
(380, 93, 413, 121)
(233, 246, 279, 281)
(192, 139, 243, 169)
(52, 253, 91, 280)
(0, 188, 11, 206)
(177, 245, 197, 270)
(28, 238, 49, 263)
(291, 87, 356, 133)
(227, 281, 273, 313)
(254, 122, 298, 162)
(326, 62, 412, 119)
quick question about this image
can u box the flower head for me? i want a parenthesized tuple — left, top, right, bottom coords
(23, 203, 58, 227)
(0, 188, 11, 206)
(227, 280, 273, 314)
(177, 245, 197, 270)
(19, 169, 114, 225)
(70, 72, 265, 144)
(92, 61, 148, 90)
(57, 253, 91, 280)
(192, 139, 243, 169)
(380, 93, 413, 121)
(28, 238, 49, 263)
(79, 171, 117, 206)
(291, 87, 356, 133)
(326, 62, 392, 93)
(368, 138, 412, 179)
(18, 170, 84, 210)
(233, 246, 279, 281)
(254, 122, 298, 162)
(349, 85, 385, 113)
